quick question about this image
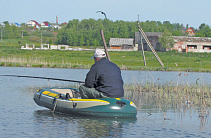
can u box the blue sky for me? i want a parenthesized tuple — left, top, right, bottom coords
(1, 0, 210, 28)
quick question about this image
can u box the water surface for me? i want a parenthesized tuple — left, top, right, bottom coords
(0, 67, 211, 137)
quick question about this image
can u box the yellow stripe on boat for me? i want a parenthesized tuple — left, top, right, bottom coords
(70, 98, 110, 104)
(42, 91, 110, 104)
(42, 91, 50, 95)
(42, 91, 58, 98)
(116, 98, 121, 100)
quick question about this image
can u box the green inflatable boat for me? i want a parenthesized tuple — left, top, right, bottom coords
(33, 87, 137, 118)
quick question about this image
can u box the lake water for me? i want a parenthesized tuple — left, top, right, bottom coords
(0, 67, 211, 137)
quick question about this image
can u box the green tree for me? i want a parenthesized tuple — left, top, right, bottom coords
(159, 30, 174, 49)
(199, 23, 206, 30)
(78, 33, 85, 46)
(172, 30, 185, 36)
(57, 28, 68, 45)
(3, 21, 9, 25)
(49, 39, 53, 44)
(186, 24, 189, 30)
(56, 18, 202, 46)
(195, 23, 211, 37)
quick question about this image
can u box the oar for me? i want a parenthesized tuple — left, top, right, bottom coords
(0, 75, 85, 83)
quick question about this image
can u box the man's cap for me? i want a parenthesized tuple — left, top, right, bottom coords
(91, 49, 106, 59)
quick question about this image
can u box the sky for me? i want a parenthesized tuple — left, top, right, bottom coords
(1, 0, 210, 29)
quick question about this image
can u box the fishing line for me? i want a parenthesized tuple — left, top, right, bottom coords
(0, 75, 85, 83)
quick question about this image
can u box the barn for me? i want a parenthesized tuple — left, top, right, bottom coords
(109, 38, 134, 50)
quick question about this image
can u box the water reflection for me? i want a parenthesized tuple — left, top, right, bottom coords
(33, 110, 137, 137)
(127, 89, 211, 132)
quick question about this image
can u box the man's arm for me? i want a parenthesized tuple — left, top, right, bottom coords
(85, 66, 97, 88)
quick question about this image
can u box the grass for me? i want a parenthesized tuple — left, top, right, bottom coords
(0, 39, 211, 72)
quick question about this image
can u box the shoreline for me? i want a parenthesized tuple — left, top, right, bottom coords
(1, 63, 210, 73)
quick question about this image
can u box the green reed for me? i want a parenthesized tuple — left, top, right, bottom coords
(124, 82, 211, 117)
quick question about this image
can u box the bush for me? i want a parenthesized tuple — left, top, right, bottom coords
(0, 62, 5, 66)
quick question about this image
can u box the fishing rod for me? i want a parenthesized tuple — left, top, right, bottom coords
(0, 75, 85, 83)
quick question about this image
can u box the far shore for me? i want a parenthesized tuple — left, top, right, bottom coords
(0, 40, 211, 73)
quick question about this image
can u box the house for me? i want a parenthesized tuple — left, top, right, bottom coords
(109, 38, 134, 50)
(172, 36, 211, 53)
(50, 22, 63, 29)
(27, 20, 40, 28)
(135, 32, 165, 51)
(0, 22, 5, 27)
(40, 22, 51, 27)
(185, 27, 195, 36)
(12, 22, 21, 27)
(60, 22, 67, 26)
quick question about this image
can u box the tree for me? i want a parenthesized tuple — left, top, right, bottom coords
(3, 21, 9, 25)
(159, 30, 174, 49)
(49, 39, 53, 44)
(196, 23, 211, 37)
(199, 23, 206, 30)
(186, 24, 189, 30)
(56, 19, 198, 46)
(21, 23, 26, 27)
(163, 21, 173, 31)
(78, 33, 85, 46)
(117, 20, 129, 38)
(172, 30, 185, 36)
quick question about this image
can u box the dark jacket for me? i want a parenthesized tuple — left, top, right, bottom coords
(85, 58, 124, 98)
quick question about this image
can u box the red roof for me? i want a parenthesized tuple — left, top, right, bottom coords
(43, 22, 49, 26)
(60, 22, 67, 26)
(31, 20, 39, 25)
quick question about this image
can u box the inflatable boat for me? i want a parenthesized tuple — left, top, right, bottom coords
(33, 87, 137, 118)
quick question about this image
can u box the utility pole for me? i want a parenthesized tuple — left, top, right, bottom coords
(1, 30, 2, 41)
(138, 21, 164, 67)
(22, 30, 23, 39)
(100, 29, 110, 61)
(138, 15, 146, 66)
(41, 33, 42, 47)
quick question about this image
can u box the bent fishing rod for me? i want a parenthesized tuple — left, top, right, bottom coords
(0, 75, 85, 83)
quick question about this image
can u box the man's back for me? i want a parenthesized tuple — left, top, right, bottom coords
(85, 58, 124, 98)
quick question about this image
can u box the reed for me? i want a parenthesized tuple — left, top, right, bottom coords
(124, 82, 211, 118)
(0, 56, 91, 69)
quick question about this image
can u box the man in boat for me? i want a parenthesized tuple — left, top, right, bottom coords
(79, 49, 124, 99)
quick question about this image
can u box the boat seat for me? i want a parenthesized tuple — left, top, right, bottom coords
(51, 89, 74, 97)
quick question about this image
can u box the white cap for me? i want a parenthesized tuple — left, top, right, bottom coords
(91, 49, 106, 59)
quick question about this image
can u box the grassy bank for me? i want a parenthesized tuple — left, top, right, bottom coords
(0, 39, 211, 72)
